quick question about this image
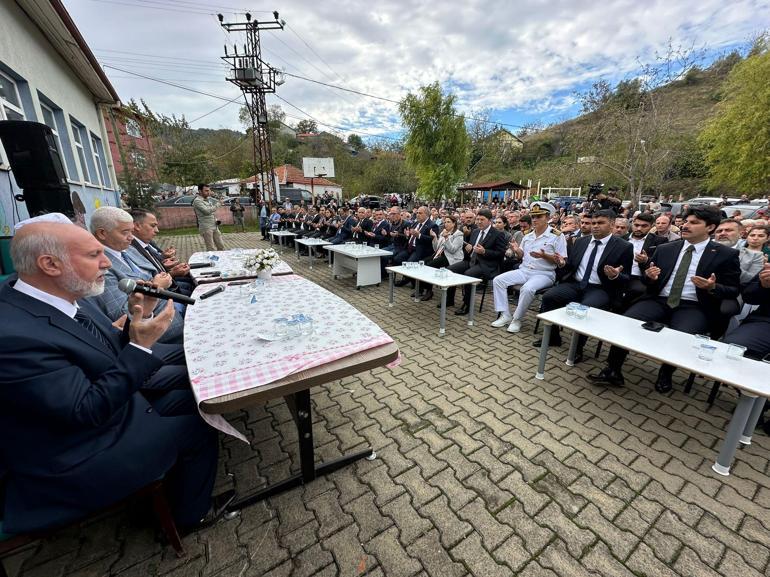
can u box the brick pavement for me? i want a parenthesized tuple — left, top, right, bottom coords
(9, 231, 770, 577)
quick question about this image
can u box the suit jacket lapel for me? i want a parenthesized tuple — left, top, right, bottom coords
(597, 236, 616, 270)
(571, 236, 590, 268)
(658, 240, 685, 287)
(132, 240, 164, 272)
(1, 284, 114, 358)
(696, 241, 720, 277)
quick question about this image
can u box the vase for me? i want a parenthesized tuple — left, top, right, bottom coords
(257, 268, 273, 280)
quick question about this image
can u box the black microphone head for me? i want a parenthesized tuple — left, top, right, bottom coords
(118, 278, 137, 294)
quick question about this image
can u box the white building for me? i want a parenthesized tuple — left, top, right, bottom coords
(0, 0, 120, 236)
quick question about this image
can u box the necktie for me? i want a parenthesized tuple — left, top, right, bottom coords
(579, 240, 602, 289)
(471, 230, 486, 263)
(409, 223, 422, 247)
(121, 252, 141, 274)
(74, 309, 116, 353)
(666, 245, 695, 308)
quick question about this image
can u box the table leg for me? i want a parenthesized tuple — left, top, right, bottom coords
(279, 236, 284, 254)
(309, 246, 314, 270)
(439, 287, 447, 335)
(739, 397, 766, 445)
(328, 249, 332, 268)
(226, 389, 373, 512)
(414, 279, 420, 302)
(566, 332, 579, 366)
(467, 284, 476, 326)
(535, 323, 551, 380)
(712, 393, 758, 476)
(295, 239, 299, 260)
(388, 271, 395, 307)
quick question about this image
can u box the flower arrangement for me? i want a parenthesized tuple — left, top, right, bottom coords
(243, 248, 280, 272)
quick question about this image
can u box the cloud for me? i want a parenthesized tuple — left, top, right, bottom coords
(66, 0, 768, 136)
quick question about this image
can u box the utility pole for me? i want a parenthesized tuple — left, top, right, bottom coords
(218, 11, 284, 209)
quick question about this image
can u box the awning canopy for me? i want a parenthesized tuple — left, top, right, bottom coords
(456, 180, 527, 192)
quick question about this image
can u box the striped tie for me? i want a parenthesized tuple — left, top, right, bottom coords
(75, 309, 116, 353)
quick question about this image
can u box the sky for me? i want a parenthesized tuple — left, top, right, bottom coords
(65, 0, 770, 141)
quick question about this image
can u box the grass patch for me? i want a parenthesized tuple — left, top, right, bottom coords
(158, 224, 262, 236)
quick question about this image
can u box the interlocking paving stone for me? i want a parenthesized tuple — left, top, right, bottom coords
(19, 231, 770, 577)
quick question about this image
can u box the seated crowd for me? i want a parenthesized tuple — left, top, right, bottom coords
(1, 195, 769, 546)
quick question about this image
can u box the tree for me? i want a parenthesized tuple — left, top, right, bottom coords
(296, 119, 318, 133)
(570, 42, 703, 207)
(399, 82, 470, 201)
(698, 35, 770, 194)
(347, 134, 365, 151)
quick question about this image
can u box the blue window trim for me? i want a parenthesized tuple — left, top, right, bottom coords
(69, 117, 98, 186)
(90, 131, 112, 189)
(37, 91, 77, 180)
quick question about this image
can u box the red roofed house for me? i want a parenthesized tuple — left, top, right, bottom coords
(244, 164, 342, 201)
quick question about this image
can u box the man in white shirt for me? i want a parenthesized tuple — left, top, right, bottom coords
(591, 207, 741, 392)
(491, 202, 567, 333)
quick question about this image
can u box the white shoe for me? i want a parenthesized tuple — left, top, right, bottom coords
(507, 320, 522, 333)
(491, 313, 513, 328)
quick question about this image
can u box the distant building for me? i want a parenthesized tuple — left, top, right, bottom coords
(242, 163, 342, 201)
(103, 106, 159, 187)
(0, 0, 120, 234)
(488, 128, 524, 150)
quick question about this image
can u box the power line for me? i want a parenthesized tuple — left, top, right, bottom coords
(285, 22, 346, 83)
(88, 0, 213, 15)
(102, 64, 240, 102)
(188, 95, 243, 124)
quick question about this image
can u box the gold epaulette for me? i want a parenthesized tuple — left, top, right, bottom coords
(551, 228, 562, 236)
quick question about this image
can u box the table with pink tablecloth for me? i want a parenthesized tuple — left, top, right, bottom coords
(188, 249, 293, 284)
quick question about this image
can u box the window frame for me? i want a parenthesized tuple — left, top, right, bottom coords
(39, 101, 70, 180)
(71, 121, 92, 184)
(0, 70, 25, 169)
(90, 133, 104, 187)
(126, 118, 142, 138)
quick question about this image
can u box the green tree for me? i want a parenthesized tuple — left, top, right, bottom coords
(698, 36, 770, 194)
(347, 134, 365, 150)
(399, 82, 470, 201)
(296, 119, 318, 133)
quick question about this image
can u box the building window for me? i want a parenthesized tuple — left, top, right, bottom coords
(92, 135, 111, 188)
(71, 122, 91, 184)
(0, 70, 25, 168)
(131, 150, 147, 169)
(126, 118, 142, 138)
(40, 102, 69, 179)
(90, 134, 105, 187)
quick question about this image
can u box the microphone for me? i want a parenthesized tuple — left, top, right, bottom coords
(118, 278, 196, 306)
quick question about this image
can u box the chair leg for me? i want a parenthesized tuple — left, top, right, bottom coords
(151, 485, 186, 557)
(534, 318, 540, 334)
(594, 341, 603, 358)
(684, 372, 696, 395)
(707, 381, 722, 407)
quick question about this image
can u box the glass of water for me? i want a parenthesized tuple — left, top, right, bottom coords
(273, 317, 289, 340)
(698, 344, 717, 361)
(726, 344, 746, 360)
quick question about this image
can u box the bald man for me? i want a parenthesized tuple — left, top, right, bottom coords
(0, 221, 224, 535)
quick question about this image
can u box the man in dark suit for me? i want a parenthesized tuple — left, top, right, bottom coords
(590, 206, 741, 392)
(447, 209, 507, 315)
(368, 209, 391, 247)
(129, 209, 193, 296)
(329, 207, 357, 245)
(0, 219, 224, 535)
(535, 209, 634, 357)
(723, 265, 770, 359)
(394, 205, 439, 288)
(351, 207, 373, 244)
(620, 212, 668, 308)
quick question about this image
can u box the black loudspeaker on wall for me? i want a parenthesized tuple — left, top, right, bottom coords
(0, 120, 74, 217)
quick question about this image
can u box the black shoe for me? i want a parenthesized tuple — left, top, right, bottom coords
(654, 370, 673, 394)
(454, 305, 469, 316)
(420, 291, 434, 301)
(394, 279, 410, 287)
(588, 367, 625, 387)
(532, 335, 562, 348)
(572, 349, 585, 364)
(180, 489, 236, 536)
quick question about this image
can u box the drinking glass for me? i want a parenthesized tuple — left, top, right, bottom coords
(418, 260, 425, 268)
(374, 244, 380, 250)
(726, 344, 746, 360)
(698, 344, 717, 361)
(574, 304, 589, 320)
(566, 302, 580, 317)
(693, 334, 710, 350)
(272, 318, 289, 340)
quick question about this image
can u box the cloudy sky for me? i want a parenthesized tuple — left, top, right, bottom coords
(66, 0, 769, 140)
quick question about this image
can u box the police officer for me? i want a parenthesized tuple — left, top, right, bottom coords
(491, 202, 567, 333)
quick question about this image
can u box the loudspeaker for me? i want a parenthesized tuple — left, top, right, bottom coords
(0, 120, 73, 217)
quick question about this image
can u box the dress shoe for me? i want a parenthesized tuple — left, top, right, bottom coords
(394, 279, 410, 287)
(588, 367, 625, 387)
(420, 290, 433, 301)
(654, 370, 673, 393)
(454, 305, 469, 316)
(491, 313, 513, 328)
(180, 489, 236, 535)
(532, 335, 562, 348)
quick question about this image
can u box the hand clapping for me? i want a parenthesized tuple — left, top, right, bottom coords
(645, 262, 661, 281)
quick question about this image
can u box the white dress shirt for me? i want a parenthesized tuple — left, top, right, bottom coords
(659, 238, 711, 302)
(629, 236, 647, 277)
(575, 234, 612, 285)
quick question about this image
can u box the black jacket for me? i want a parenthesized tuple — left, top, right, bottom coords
(466, 226, 507, 278)
(560, 234, 634, 298)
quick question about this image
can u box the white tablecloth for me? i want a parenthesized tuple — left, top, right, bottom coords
(188, 249, 293, 283)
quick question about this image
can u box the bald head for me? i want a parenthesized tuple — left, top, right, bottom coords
(12, 222, 111, 301)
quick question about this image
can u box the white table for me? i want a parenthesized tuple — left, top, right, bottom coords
(386, 265, 482, 335)
(188, 250, 292, 284)
(535, 307, 770, 477)
(326, 244, 393, 289)
(268, 230, 297, 254)
(294, 237, 331, 270)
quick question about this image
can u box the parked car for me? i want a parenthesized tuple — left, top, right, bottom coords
(722, 204, 768, 220)
(357, 195, 384, 209)
(155, 195, 195, 207)
(222, 196, 256, 206)
(278, 187, 312, 204)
